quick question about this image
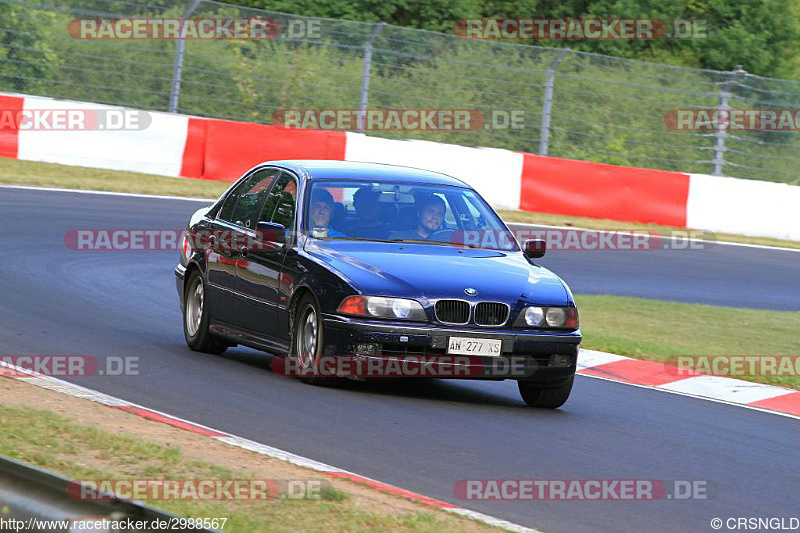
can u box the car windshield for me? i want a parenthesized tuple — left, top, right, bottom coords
(304, 180, 518, 251)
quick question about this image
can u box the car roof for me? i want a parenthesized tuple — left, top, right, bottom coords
(265, 160, 468, 187)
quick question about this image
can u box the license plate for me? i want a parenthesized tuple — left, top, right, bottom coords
(447, 337, 502, 356)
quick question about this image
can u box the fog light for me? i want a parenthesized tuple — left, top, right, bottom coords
(356, 343, 380, 356)
(550, 354, 572, 367)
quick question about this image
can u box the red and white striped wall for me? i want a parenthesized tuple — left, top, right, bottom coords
(2, 92, 798, 241)
(0, 93, 190, 176)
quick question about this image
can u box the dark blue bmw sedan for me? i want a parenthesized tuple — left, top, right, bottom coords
(176, 160, 581, 407)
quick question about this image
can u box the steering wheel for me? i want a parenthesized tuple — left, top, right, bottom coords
(427, 228, 455, 241)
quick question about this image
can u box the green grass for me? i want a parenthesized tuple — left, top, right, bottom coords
(0, 158, 229, 198)
(576, 294, 800, 389)
(0, 405, 495, 532)
(1, 157, 798, 250)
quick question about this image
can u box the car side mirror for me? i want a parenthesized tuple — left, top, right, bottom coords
(256, 221, 286, 247)
(523, 239, 546, 259)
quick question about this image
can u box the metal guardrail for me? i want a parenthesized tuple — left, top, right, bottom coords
(0, 455, 211, 532)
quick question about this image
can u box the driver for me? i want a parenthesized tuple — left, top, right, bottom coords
(389, 194, 446, 240)
(309, 188, 346, 238)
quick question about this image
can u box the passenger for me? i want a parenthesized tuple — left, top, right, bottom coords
(389, 194, 446, 240)
(309, 189, 347, 238)
(348, 186, 390, 239)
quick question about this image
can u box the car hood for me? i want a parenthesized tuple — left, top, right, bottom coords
(304, 240, 571, 306)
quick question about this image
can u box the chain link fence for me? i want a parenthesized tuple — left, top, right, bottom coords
(2, 0, 799, 184)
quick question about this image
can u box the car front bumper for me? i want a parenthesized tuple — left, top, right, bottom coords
(321, 314, 580, 384)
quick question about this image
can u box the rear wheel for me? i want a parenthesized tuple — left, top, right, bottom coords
(517, 376, 574, 408)
(290, 294, 337, 386)
(183, 270, 228, 355)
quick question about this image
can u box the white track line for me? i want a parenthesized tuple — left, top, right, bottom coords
(0, 184, 214, 202)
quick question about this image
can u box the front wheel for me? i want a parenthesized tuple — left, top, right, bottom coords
(289, 294, 337, 386)
(517, 376, 574, 408)
(183, 270, 228, 355)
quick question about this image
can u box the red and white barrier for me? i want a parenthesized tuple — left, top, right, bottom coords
(182, 117, 346, 182)
(343, 133, 524, 210)
(1, 92, 798, 242)
(687, 173, 800, 241)
(0, 94, 23, 159)
(3, 93, 189, 176)
(518, 152, 691, 227)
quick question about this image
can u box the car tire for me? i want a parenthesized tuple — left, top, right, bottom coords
(517, 376, 574, 408)
(290, 294, 337, 386)
(183, 270, 228, 355)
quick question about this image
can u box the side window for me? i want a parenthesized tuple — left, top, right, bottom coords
(218, 168, 279, 227)
(258, 172, 298, 230)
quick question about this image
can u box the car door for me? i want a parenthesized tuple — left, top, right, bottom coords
(207, 167, 279, 323)
(236, 170, 299, 338)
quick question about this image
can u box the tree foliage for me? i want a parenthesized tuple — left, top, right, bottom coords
(229, 0, 800, 78)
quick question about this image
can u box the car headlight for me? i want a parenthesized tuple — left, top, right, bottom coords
(338, 296, 427, 321)
(545, 307, 567, 327)
(524, 306, 545, 326)
(515, 306, 578, 329)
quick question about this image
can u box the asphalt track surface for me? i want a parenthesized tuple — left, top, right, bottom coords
(505, 225, 799, 312)
(1, 187, 799, 532)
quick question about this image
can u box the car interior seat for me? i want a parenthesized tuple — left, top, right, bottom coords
(396, 205, 417, 230)
(331, 202, 346, 230)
